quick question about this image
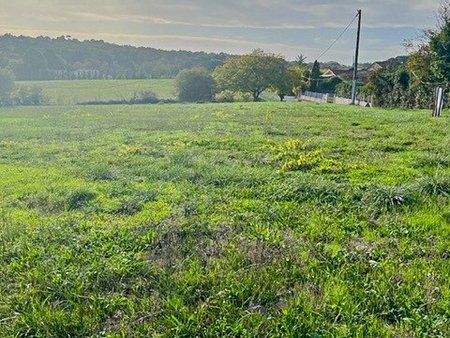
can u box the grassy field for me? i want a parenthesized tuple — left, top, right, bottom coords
(0, 102, 449, 337)
(16, 79, 176, 105)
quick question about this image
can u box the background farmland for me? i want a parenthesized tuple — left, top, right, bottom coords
(16, 79, 176, 105)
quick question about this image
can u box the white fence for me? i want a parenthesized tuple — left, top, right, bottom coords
(335, 96, 371, 107)
(334, 96, 353, 105)
(300, 91, 331, 103)
(284, 96, 298, 102)
(300, 91, 372, 107)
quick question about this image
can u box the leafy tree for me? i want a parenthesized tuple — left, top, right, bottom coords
(271, 64, 294, 101)
(318, 77, 343, 93)
(309, 60, 321, 92)
(213, 49, 287, 101)
(366, 65, 410, 107)
(289, 55, 309, 96)
(271, 61, 310, 101)
(0, 69, 14, 105)
(362, 2, 450, 108)
(406, 1, 450, 107)
(429, 2, 450, 83)
(270, 55, 310, 101)
(175, 68, 216, 102)
(335, 81, 352, 98)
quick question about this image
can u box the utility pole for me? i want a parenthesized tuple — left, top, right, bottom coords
(351, 9, 362, 105)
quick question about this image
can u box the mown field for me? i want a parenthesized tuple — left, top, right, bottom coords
(16, 79, 176, 105)
(0, 102, 449, 337)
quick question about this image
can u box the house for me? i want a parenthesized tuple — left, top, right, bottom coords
(321, 68, 354, 80)
(366, 60, 398, 72)
(321, 68, 369, 83)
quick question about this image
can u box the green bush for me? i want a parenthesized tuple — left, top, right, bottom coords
(175, 68, 216, 102)
(215, 90, 235, 102)
(14, 86, 45, 105)
(135, 90, 159, 104)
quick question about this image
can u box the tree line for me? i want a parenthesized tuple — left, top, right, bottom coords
(174, 50, 310, 103)
(174, 53, 366, 103)
(360, 2, 450, 108)
(0, 34, 229, 80)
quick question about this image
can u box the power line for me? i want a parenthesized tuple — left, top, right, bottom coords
(315, 13, 359, 61)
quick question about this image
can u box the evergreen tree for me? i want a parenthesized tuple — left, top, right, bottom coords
(309, 60, 321, 92)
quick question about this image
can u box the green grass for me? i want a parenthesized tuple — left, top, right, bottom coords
(0, 102, 449, 337)
(16, 79, 175, 105)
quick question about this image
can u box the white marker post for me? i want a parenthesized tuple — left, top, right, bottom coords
(433, 87, 445, 117)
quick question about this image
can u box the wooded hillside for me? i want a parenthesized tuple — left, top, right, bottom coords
(0, 34, 229, 80)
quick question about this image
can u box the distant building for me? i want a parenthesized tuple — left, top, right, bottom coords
(321, 68, 369, 83)
(319, 58, 406, 86)
(366, 60, 398, 72)
(321, 68, 353, 79)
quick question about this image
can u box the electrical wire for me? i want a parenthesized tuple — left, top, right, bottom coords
(315, 13, 359, 61)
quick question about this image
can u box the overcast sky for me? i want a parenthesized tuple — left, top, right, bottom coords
(0, 0, 443, 64)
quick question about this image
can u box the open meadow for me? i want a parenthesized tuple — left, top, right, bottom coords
(0, 102, 449, 337)
(16, 79, 176, 105)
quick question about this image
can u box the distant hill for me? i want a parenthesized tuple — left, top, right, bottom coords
(0, 34, 230, 80)
(0, 34, 409, 81)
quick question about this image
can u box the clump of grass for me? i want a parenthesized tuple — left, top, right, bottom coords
(268, 175, 345, 204)
(18, 192, 52, 211)
(441, 211, 450, 223)
(112, 198, 144, 215)
(112, 189, 158, 215)
(271, 139, 314, 162)
(87, 165, 116, 181)
(361, 184, 413, 210)
(278, 150, 323, 173)
(65, 189, 97, 211)
(170, 150, 197, 168)
(266, 129, 287, 136)
(317, 159, 357, 174)
(107, 182, 134, 198)
(18, 189, 97, 213)
(118, 144, 148, 157)
(412, 153, 450, 169)
(380, 144, 403, 153)
(272, 139, 353, 174)
(416, 172, 450, 197)
(0, 140, 17, 148)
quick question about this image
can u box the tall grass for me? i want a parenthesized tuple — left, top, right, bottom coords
(0, 102, 449, 337)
